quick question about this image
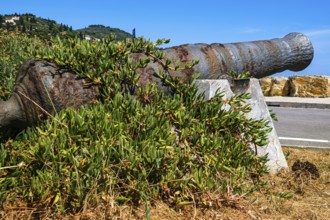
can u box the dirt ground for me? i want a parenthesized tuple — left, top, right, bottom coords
(2, 147, 330, 220)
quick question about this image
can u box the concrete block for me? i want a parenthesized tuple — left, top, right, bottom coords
(194, 80, 234, 100)
(195, 79, 288, 173)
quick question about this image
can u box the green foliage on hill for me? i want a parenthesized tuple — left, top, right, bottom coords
(0, 30, 271, 217)
(0, 13, 75, 40)
(76, 24, 133, 41)
(0, 13, 132, 41)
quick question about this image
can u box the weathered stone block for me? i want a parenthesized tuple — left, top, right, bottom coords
(289, 75, 328, 97)
(327, 76, 330, 97)
(259, 78, 272, 96)
(269, 77, 289, 96)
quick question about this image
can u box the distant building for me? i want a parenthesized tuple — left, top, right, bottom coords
(5, 16, 20, 25)
(84, 34, 100, 41)
(84, 35, 92, 40)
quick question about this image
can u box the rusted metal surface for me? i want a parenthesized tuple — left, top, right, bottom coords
(0, 59, 99, 130)
(137, 33, 314, 86)
(167, 32, 313, 78)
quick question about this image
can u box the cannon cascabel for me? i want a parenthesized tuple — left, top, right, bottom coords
(0, 59, 99, 131)
(0, 33, 313, 131)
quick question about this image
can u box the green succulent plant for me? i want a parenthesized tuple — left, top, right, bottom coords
(0, 32, 270, 217)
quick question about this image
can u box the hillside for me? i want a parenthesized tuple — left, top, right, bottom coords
(76, 24, 133, 41)
(0, 13, 132, 41)
(0, 13, 75, 39)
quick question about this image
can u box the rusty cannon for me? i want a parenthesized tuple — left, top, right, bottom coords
(137, 32, 313, 84)
(0, 33, 313, 131)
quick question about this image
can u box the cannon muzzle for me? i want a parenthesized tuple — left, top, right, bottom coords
(137, 33, 313, 83)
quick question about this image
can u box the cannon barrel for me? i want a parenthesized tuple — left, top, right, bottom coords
(138, 33, 313, 83)
(0, 33, 314, 131)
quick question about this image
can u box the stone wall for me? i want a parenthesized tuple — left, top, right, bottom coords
(259, 75, 330, 97)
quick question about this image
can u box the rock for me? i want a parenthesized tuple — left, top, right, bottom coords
(259, 76, 330, 97)
(289, 75, 328, 97)
(327, 76, 330, 97)
(259, 77, 289, 96)
(259, 78, 272, 96)
(269, 77, 289, 96)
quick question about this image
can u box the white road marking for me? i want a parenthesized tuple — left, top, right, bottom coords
(279, 137, 330, 143)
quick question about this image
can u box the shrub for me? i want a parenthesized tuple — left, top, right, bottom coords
(0, 34, 270, 215)
(0, 30, 44, 99)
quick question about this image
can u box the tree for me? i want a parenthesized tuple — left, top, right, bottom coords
(5, 22, 11, 31)
(30, 16, 37, 23)
(49, 22, 54, 31)
(79, 31, 84, 39)
(0, 16, 3, 28)
(22, 24, 27, 33)
(18, 16, 24, 26)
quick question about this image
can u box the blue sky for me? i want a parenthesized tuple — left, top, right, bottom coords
(1, 0, 329, 76)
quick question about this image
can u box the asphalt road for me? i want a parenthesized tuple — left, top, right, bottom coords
(269, 107, 330, 149)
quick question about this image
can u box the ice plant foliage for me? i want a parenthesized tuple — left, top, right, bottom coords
(0, 32, 270, 214)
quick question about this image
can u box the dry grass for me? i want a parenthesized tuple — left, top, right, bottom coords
(1, 147, 329, 220)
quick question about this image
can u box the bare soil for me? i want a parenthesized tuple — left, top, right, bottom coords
(2, 147, 330, 220)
